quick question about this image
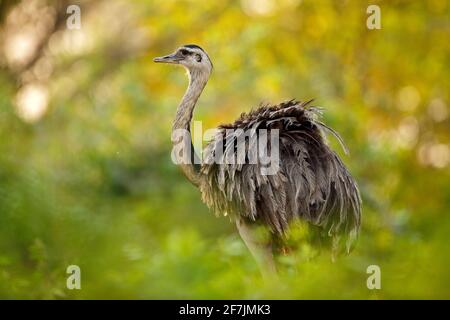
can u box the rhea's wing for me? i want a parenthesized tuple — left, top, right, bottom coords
(200, 100, 361, 252)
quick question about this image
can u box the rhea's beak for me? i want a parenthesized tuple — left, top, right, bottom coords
(153, 53, 182, 64)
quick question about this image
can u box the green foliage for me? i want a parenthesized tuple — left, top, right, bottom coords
(0, 0, 449, 299)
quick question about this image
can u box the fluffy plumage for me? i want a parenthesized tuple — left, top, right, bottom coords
(200, 99, 362, 253)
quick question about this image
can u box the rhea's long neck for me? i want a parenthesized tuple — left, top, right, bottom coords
(171, 68, 209, 186)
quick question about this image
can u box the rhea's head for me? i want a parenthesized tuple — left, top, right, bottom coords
(153, 44, 213, 77)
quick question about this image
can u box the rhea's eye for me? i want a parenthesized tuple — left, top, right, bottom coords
(180, 49, 189, 56)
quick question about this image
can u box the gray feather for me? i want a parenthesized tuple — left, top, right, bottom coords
(199, 100, 362, 253)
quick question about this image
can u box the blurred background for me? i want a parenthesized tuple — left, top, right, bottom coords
(0, 0, 449, 299)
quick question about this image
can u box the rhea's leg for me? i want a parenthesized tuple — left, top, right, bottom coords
(236, 218, 277, 279)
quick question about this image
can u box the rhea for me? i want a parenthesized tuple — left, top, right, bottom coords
(154, 45, 361, 277)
